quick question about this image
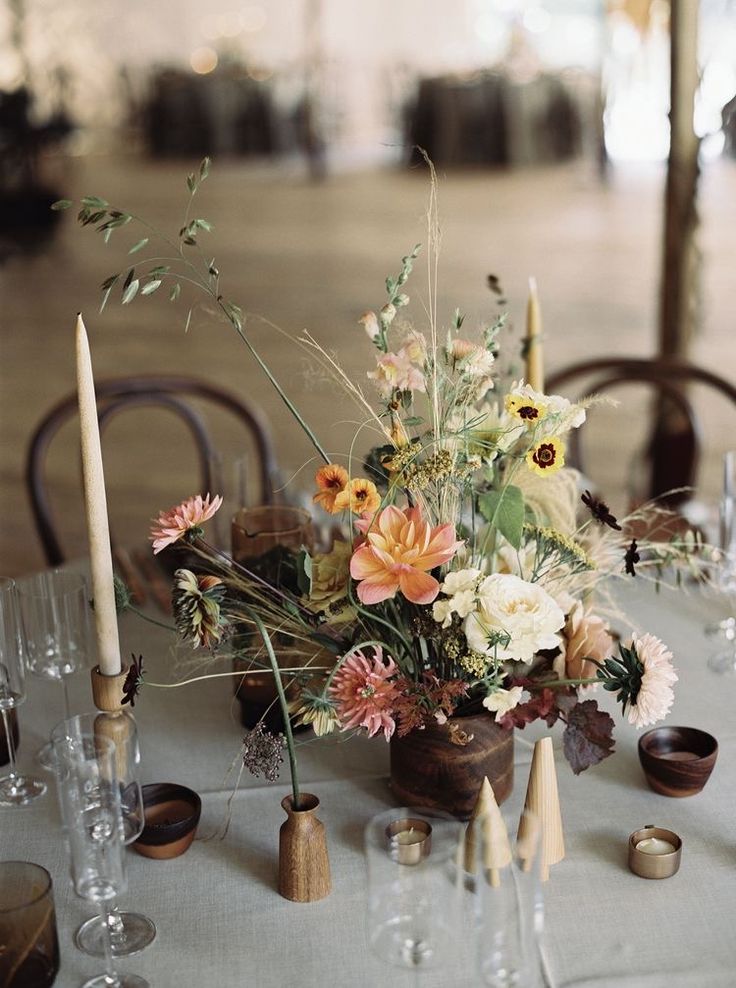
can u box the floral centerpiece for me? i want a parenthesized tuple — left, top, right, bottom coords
(58, 161, 705, 819)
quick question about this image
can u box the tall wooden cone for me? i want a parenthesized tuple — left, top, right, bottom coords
(464, 776, 511, 887)
(518, 737, 564, 882)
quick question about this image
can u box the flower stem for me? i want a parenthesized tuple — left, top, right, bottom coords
(245, 608, 300, 808)
(144, 667, 331, 689)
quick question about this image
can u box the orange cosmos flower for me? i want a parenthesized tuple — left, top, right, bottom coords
(312, 464, 349, 514)
(350, 504, 463, 605)
(334, 478, 381, 516)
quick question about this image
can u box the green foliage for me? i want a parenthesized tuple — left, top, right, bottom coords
(477, 484, 525, 550)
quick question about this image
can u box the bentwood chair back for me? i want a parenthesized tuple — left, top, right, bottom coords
(546, 357, 736, 506)
(26, 375, 279, 566)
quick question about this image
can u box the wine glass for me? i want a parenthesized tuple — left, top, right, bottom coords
(709, 451, 736, 674)
(0, 576, 47, 805)
(19, 570, 91, 767)
(51, 712, 156, 957)
(54, 729, 148, 988)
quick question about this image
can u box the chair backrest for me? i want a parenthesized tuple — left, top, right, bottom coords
(546, 357, 736, 505)
(26, 375, 279, 565)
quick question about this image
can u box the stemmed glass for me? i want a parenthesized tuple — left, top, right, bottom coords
(19, 570, 91, 767)
(0, 576, 47, 805)
(709, 451, 736, 674)
(54, 729, 148, 988)
(51, 712, 156, 957)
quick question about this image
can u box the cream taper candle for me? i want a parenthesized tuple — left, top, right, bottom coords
(526, 276, 544, 393)
(76, 314, 121, 676)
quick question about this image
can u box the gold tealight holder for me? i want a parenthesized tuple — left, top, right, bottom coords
(628, 825, 682, 879)
(386, 817, 432, 866)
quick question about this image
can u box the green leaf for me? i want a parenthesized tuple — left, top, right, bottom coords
(128, 237, 149, 254)
(123, 268, 136, 290)
(194, 218, 212, 232)
(121, 279, 140, 304)
(100, 284, 116, 313)
(169, 283, 181, 302)
(182, 236, 197, 246)
(403, 416, 424, 427)
(477, 484, 525, 550)
(100, 273, 120, 291)
(51, 199, 73, 211)
(199, 157, 211, 180)
(148, 265, 170, 277)
(141, 279, 162, 296)
(81, 195, 109, 209)
(184, 307, 193, 333)
(186, 173, 196, 193)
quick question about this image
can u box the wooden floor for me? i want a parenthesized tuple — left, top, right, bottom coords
(2, 154, 736, 576)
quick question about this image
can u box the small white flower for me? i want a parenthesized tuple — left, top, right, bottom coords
(547, 393, 586, 430)
(432, 598, 454, 629)
(359, 311, 380, 341)
(441, 568, 482, 595)
(450, 589, 478, 619)
(482, 686, 524, 719)
(434, 710, 448, 725)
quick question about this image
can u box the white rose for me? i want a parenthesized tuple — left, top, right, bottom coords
(482, 685, 524, 719)
(464, 573, 564, 663)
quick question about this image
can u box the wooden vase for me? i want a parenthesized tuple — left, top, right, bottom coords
(278, 793, 331, 902)
(390, 714, 514, 820)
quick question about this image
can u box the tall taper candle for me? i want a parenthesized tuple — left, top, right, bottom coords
(76, 314, 121, 676)
(526, 276, 544, 393)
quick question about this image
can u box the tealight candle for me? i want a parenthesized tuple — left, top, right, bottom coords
(386, 818, 432, 865)
(628, 825, 682, 879)
(636, 837, 676, 855)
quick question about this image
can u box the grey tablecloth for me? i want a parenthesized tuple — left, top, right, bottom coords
(2, 576, 736, 988)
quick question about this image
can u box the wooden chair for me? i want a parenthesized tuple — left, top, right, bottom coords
(26, 375, 279, 566)
(546, 357, 736, 505)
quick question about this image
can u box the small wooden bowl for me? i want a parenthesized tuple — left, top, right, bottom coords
(133, 783, 201, 859)
(638, 726, 718, 797)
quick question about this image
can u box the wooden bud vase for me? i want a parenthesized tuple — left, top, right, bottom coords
(279, 793, 331, 902)
(390, 714, 514, 820)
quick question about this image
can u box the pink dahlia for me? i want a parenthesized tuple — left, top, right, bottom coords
(350, 505, 463, 605)
(628, 633, 678, 729)
(329, 645, 399, 740)
(150, 493, 223, 554)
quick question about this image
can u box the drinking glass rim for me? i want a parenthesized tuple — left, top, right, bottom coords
(19, 570, 87, 600)
(0, 860, 53, 913)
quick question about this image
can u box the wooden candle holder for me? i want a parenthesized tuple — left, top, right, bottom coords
(90, 664, 129, 713)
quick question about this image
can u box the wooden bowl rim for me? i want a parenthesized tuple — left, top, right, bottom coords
(638, 725, 718, 762)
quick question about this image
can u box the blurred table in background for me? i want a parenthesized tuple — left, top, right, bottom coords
(406, 70, 598, 168)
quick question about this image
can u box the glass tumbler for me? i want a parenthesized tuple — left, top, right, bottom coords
(0, 861, 60, 987)
(364, 806, 463, 971)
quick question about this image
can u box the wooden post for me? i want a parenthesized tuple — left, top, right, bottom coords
(659, 0, 701, 359)
(652, 0, 701, 500)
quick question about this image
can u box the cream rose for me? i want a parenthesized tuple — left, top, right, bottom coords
(464, 573, 564, 663)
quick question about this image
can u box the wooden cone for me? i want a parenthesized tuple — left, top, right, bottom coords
(518, 737, 564, 882)
(464, 776, 511, 886)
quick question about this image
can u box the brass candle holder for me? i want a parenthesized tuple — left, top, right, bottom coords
(628, 825, 682, 879)
(386, 817, 432, 865)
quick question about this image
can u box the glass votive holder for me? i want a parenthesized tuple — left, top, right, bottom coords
(468, 807, 545, 988)
(364, 806, 463, 971)
(0, 861, 60, 987)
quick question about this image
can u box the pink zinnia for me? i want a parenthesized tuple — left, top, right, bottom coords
(350, 505, 463, 605)
(329, 646, 399, 740)
(627, 633, 678, 729)
(150, 493, 223, 554)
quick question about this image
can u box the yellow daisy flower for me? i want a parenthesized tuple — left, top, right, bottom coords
(505, 385, 549, 426)
(526, 436, 565, 477)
